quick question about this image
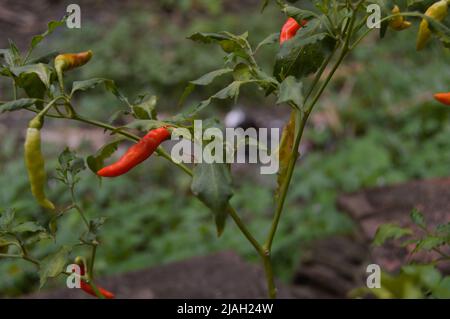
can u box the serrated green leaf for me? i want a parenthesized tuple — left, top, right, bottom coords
(39, 245, 71, 288)
(277, 76, 303, 108)
(191, 162, 233, 236)
(373, 224, 412, 246)
(0, 98, 37, 113)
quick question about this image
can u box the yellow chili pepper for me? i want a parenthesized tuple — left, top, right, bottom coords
(24, 116, 55, 210)
(389, 6, 412, 31)
(416, 0, 448, 50)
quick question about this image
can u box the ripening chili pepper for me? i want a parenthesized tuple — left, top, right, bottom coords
(24, 116, 55, 210)
(416, 0, 448, 50)
(75, 258, 115, 299)
(54, 50, 93, 72)
(434, 92, 450, 105)
(389, 5, 412, 31)
(54, 51, 93, 90)
(97, 127, 171, 177)
(280, 17, 307, 44)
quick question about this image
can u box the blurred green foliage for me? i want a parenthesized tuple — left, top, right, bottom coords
(1, 1, 450, 296)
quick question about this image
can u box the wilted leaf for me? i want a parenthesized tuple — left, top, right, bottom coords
(276, 112, 296, 201)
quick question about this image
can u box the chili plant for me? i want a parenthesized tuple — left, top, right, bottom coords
(0, 0, 449, 298)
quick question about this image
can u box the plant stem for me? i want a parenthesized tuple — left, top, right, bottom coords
(261, 252, 277, 299)
(261, 4, 360, 297)
(88, 244, 97, 280)
(227, 206, 265, 256)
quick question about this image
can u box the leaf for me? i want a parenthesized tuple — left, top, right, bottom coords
(261, 0, 270, 12)
(188, 31, 252, 61)
(71, 78, 129, 105)
(27, 51, 59, 64)
(255, 33, 279, 52)
(189, 81, 252, 116)
(414, 236, 445, 252)
(29, 19, 65, 53)
(132, 95, 158, 120)
(0, 49, 15, 67)
(38, 245, 71, 288)
(87, 138, 125, 174)
(233, 63, 252, 81)
(8, 40, 21, 66)
(191, 68, 233, 86)
(124, 119, 168, 131)
(0, 208, 15, 231)
(276, 112, 296, 201)
(433, 277, 450, 299)
(410, 208, 426, 228)
(274, 20, 335, 81)
(11, 63, 52, 88)
(191, 162, 233, 236)
(0, 234, 20, 249)
(436, 222, 450, 236)
(373, 224, 412, 246)
(179, 68, 233, 107)
(276, 76, 304, 108)
(284, 6, 318, 22)
(71, 78, 114, 95)
(0, 98, 37, 113)
(12, 221, 45, 233)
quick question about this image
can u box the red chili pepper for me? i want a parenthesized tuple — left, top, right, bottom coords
(97, 127, 171, 177)
(75, 261, 115, 299)
(434, 92, 450, 105)
(80, 281, 115, 299)
(280, 17, 307, 44)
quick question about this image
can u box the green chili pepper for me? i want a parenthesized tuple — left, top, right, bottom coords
(24, 116, 55, 210)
